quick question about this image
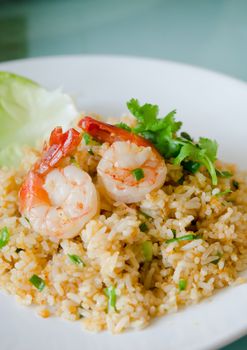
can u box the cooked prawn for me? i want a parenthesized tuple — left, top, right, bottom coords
(19, 126, 99, 239)
(79, 117, 167, 203)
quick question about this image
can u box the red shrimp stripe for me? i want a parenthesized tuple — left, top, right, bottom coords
(78, 116, 153, 148)
(36, 127, 81, 175)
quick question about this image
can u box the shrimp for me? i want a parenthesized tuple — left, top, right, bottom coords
(79, 117, 167, 203)
(19, 126, 99, 239)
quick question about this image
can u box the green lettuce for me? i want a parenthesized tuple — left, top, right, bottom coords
(0, 72, 79, 167)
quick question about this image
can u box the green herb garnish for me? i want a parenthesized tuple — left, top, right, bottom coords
(83, 132, 91, 145)
(29, 274, 45, 292)
(139, 222, 148, 232)
(68, 254, 85, 267)
(139, 210, 152, 219)
(166, 234, 201, 244)
(16, 248, 24, 253)
(180, 132, 193, 141)
(70, 156, 80, 168)
(182, 160, 201, 174)
(142, 241, 153, 262)
(131, 168, 144, 181)
(25, 217, 30, 224)
(216, 169, 233, 178)
(115, 122, 131, 131)
(178, 279, 187, 291)
(211, 252, 223, 265)
(88, 148, 94, 155)
(215, 189, 232, 197)
(171, 229, 176, 237)
(177, 175, 185, 185)
(174, 138, 218, 186)
(127, 99, 218, 185)
(0, 227, 9, 249)
(104, 286, 117, 311)
(232, 180, 239, 190)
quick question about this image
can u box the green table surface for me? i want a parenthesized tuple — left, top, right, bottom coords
(0, 0, 247, 348)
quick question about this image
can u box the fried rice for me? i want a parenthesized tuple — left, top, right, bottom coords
(0, 119, 247, 334)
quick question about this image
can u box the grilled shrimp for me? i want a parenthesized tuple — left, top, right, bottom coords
(79, 117, 166, 203)
(19, 127, 99, 239)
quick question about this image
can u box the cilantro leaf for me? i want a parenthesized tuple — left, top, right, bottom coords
(115, 122, 131, 131)
(127, 98, 159, 132)
(174, 141, 218, 185)
(198, 138, 218, 162)
(127, 98, 219, 185)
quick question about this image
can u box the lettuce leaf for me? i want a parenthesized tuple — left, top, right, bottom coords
(0, 72, 79, 167)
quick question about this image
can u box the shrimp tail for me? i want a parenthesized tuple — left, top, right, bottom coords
(19, 127, 81, 213)
(36, 127, 81, 175)
(78, 116, 153, 148)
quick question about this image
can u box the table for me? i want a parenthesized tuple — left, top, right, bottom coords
(0, 0, 246, 348)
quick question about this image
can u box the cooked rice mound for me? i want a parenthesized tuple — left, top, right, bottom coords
(0, 133, 247, 333)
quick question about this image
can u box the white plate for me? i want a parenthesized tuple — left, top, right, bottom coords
(0, 55, 247, 350)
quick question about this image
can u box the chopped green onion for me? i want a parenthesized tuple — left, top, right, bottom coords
(171, 229, 176, 237)
(115, 122, 131, 131)
(211, 252, 223, 265)
(104, 286, 117, 311)
(216, 169, 233, 178)
(177, 175, 185, 185)
(182, 160, 201, 174)
(139, 210, 152, 219)
(142, 241, 153, 262)
(131, 168, 144, 181)
(70, 156, 80, 168)
(25, 217, 30, 224)
(83, 132, 91, 145)
(211, 257, 220, 265)
(166, 234, 201, 244)
(29, 274, 45, 291)
(180, 132, 193, 141)
(88, 148, 94, 155)
(0, 227, 9, 249)
(68, 254, 85, 267)
(178, 279, 187, 291)
(215, 189, 232, 197)
(232, 180, 239, 190)
(139, 222, 148, 232)
(16, 248, 24, 253)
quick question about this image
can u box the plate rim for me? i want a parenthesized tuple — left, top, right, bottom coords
(1, 53, 247, 90)
(0, 54, 247, 350)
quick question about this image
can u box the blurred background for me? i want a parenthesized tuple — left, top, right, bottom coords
(0, 0, 247, 349)
(1, 0, 247, 81)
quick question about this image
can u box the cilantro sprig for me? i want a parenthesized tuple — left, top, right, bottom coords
(127, 99, 219, 185)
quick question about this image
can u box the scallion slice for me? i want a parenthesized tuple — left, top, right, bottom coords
(232, 180, 239, 190)
(68, 254, 85, 267)
(0, 227, 9, 249)
(142, 241, 153, 262)
(139, 222, 148, 232)
(215, 189, 232, 196)
(29, 274, 45, 292)
(131, 168, 144, 181)
(104, 286, 117, 311)
(83, 132, 91, 145)
(166, 234, 201, 244)
(139, 210, 152, 219)
(178, 279, 187, 291)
